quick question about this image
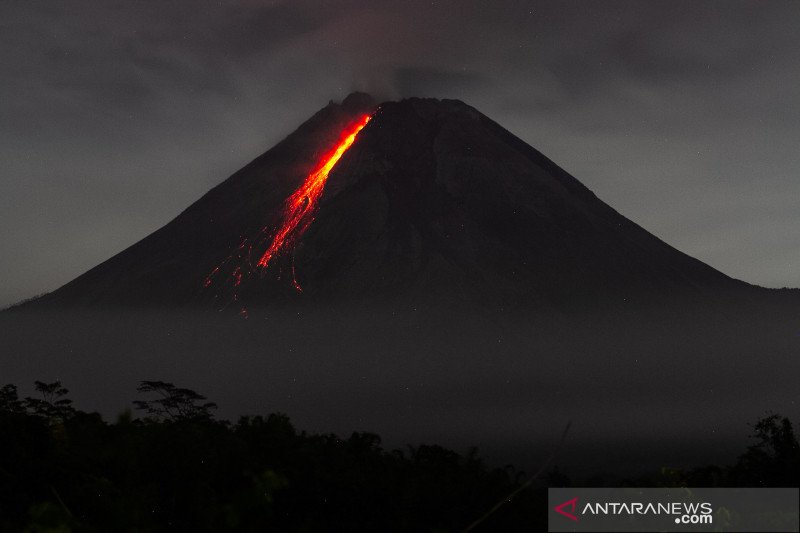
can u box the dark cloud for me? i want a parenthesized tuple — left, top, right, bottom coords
(392, 66, 489, 98)
(212, 3, 326, 57)
(1, 0, 799, 306)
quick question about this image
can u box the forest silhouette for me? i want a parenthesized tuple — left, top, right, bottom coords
(1, 380, 797, 531)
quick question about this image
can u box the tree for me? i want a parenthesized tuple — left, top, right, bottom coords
(133, 381, 217, 421)
(0, 384, 25, 414)
(733, 413, 800, 487)
(24, 381, 75, 423)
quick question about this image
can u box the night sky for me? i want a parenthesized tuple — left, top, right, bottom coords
(1, 0, 798, 308)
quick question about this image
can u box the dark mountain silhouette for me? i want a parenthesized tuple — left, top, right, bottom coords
(16, 92, 786, 314)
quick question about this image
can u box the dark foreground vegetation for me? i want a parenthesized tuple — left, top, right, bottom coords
(1, 381, 797, 532)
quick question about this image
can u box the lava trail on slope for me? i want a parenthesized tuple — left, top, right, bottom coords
(204, 113, 372, 310)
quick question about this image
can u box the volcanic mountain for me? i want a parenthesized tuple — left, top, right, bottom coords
(19, 92, 774, 314)
(4, 94, 798, 474)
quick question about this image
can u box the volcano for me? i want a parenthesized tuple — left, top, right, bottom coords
(4, 94, 799, 475)
(18, 93, 775, 313)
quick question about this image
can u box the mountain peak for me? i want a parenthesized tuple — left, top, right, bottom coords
(24, 95, 743, 310)
(340, 91, 376, 111)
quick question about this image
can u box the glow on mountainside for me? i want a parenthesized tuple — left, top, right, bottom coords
(203, 113, 372, 311)
(257, 114, 371, 270)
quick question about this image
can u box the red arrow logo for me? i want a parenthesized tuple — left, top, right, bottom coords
(554, 497, 579, 522)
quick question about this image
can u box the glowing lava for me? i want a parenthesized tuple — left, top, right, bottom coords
(203, 113, 372, 307)
(257, 114, 371, 270)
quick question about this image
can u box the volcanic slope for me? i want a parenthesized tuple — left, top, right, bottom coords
(21, 93, 774, 314)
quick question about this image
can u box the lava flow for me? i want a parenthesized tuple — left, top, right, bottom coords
(257, 113, 371, 270)
(203, 113, 372, 307)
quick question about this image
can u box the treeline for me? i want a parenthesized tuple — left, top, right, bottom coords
(1, 381, 798, 532)
(1, 381, 541, 532)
